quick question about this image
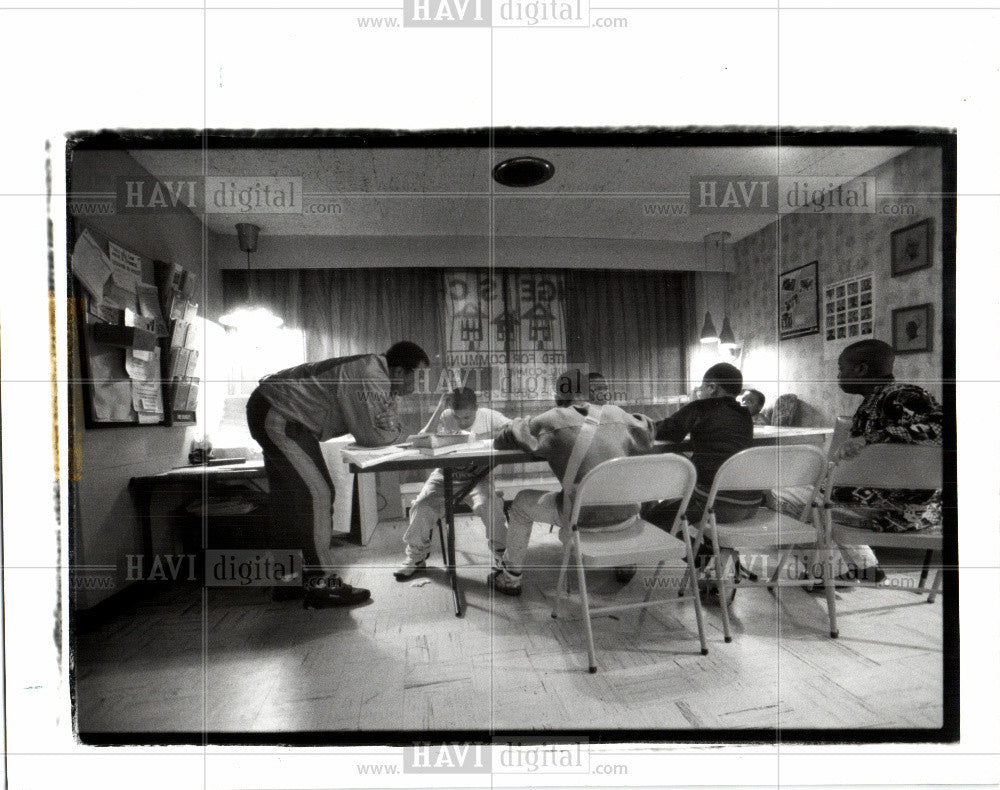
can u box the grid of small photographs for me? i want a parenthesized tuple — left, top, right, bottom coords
(825, 273, 874, 341)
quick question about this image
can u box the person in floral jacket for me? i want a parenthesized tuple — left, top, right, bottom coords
(828, 339, 943, 581)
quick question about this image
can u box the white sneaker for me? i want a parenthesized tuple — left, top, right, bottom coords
(393, 555, 428, 581)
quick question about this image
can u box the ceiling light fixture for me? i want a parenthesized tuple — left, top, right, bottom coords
(220, 223, 283, 331)
(492, 156, 555, 188)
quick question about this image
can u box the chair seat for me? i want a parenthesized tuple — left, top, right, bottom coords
(832, 523, 943, 549)
(712, 508, 819, 548)
(577, 518, 686, 566)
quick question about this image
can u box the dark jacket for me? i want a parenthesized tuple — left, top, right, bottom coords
(655, 397, 755, 496)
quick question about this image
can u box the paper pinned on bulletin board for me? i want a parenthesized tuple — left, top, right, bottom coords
(173, 381, 192, 412)
(170, 320, 188, 349)
(169, 347, 190, 379)
(137, 283, 167, 337)
(89, 344, 133, 422)
(132, 379, 163, 415)
(71, 229, 112, 301)
(107, 241, 142, 290)
(125, 348, 159, 381)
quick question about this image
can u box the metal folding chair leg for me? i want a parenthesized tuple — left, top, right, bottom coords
(636, 559, 666, 632)
(551, 538, 573, 619)
(928, 568, 942, 604)
(818, 537, 839, 638)
(677, 517, 709, 655)
(436, 518, 447, 560)
(571, 537, 598, 673)
(768, 549, 792, 593)
(707, 519, 734, 643)
(918, 549, 933, 589)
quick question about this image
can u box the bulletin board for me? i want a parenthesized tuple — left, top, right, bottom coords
(69, 226, 201, 427)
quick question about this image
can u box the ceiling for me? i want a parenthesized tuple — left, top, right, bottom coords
(129, 145, 909, 243)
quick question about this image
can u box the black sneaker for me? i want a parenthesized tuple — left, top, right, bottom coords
(837, 565, 887, 584)
(303, 575, 372, 608)
(488, 568, 522, 597)
(271, 571, 306, 601)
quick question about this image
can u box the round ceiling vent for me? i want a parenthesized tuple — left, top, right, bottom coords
(492, 156, 555, 188)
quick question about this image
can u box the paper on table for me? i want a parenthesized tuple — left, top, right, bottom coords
(340, 445, 413, 469)
(71, 229, 111, 301)
(185, 382, 199, 411)
(428, 438, 494, 455)
(137, 411, 161, 424)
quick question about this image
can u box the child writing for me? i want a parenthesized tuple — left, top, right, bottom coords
(393, 387, 512, 580)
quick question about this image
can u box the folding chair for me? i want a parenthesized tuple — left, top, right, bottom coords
(818, 444, 943, 638)
(550, 454, 708, 673)
(691, 445, 828, 643)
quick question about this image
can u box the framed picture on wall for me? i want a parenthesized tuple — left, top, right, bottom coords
(892, 303, 934, 354)
(824, 273, 875, 342)
(778, 261, 820, 340)
(890, 218, 933, 277)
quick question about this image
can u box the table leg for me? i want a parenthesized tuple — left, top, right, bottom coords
(128, 482, 154, 578)
(442, 468, 463, 617)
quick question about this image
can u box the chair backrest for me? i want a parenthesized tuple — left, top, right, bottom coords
(567, 454, 697, 527)
(826, 444, 942, 492)
(827, 416, 853, 461)
(706, 445, 828, 501)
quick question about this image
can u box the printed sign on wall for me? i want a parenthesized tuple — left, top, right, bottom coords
(442, 270, 568, 402)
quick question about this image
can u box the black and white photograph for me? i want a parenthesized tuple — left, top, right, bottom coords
(64, 130, 954, 740)
(0, 6, 997, 790)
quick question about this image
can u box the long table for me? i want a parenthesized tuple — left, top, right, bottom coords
(344, 425, 833, 617)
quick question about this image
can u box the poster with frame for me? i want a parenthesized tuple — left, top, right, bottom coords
(778, 260, 820, 340)
(891, 218, 933, 277)
(892, 302, 934, 353)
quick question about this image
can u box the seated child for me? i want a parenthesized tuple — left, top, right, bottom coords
(739, 388, 767, 425)
(811, 339, 942, 584)
(487, 370, 656, 596)
(394, 387, 512, 580)
(643, 363, 760, 529)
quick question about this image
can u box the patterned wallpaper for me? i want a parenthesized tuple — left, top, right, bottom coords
(714, 146, 944, 427)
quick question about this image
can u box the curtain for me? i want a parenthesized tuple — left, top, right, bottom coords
(222, 268, 445, 364)
(222, 267, 692, 406)
(564, 270, 692, 403)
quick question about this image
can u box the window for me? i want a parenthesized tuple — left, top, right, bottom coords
(202, 321, 306, 451)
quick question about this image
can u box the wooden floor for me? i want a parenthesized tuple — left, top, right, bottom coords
(75, 516, 943, 733)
